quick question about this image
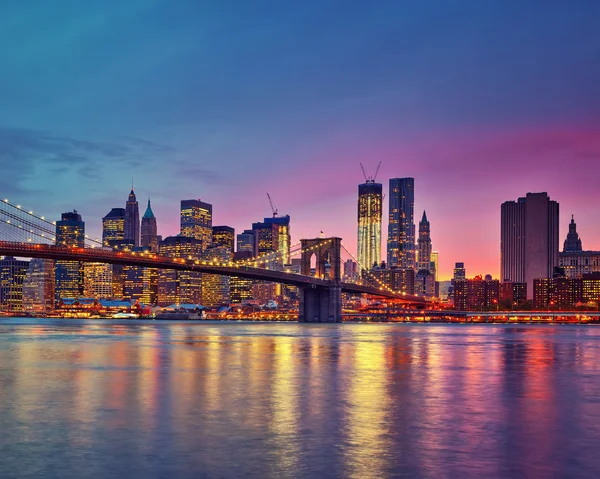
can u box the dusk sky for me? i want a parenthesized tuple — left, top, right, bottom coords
(1, 1, 599, 279)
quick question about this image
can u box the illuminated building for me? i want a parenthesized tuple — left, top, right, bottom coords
(237, 230, 257, 256)
(201, 246, 232, 306)
(180, 199, 212, 250)
(0, 256, 29, 311)
(343, 259, 358, 282)
(431, 251, 439, 282)
(417, 211, 432, 273)
(157, 235, 203, 306)
(141, 199, 159, 253)
(55, 211, 85, 299)
(252, 221, 280, 269)
(499, 282, 527, 307)
(124, 188, 140, 246)
(231, 251, 253, 303)
(387, 177, 415, 269)
(102, 208, 127, 248)
(582, 274, 600, 305)
(357, 180, 382, 271)
(22, 259, 55, 313)
(84, 261, 113, 299)
(264, 216, 291, 265)
(559, 217, 600, 278)
(453, 276, 500, 311)
(534, 277, 583, 309)
(367, 264, 415, 294)
(415, 269, 435, 297)
(212, 226, 235, 252)
(501, 193, 559, 298)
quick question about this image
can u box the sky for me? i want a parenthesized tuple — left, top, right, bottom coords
(1, 0, 599, 280)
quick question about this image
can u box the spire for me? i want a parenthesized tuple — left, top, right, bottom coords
(142, 198, 155, 219)
(421, 210, 428, 223)
(564, 215, 582, 252)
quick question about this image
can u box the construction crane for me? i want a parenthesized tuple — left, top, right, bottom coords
(360, 161, 382, 183)
(267, 193, 278, 218)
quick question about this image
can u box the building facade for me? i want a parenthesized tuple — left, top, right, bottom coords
(22, 258, 55, 313)
(157, 235, 203, 306)
(0, 256, 30, 311)
(141, 199, 159, 253)
(102, 208, 127, 248)
(124, 189, 140, 247)
(417, 211, 432, 273)
(357, 181, 382, 271)
(501, 192, 559, 298)
(180, 199, 212, 250)
(387, 177, 415, 269)
(454, 277, 500, 311)
(55, 211, 85, 299)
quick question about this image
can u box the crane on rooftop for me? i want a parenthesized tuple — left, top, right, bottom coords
(267, 193, 278, 218)
(360, 161, 382, 184)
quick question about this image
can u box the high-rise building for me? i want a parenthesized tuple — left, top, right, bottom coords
(231, 251, 254, 304)
(357, 181, 382, 271)
(237, 230, 257, 256)
(264, 216, 291, 265)
(141, 199, 159, 253)
(252, 221, 281, 269)
(201, 246, 232, 306)
(84, 261, 113, 299)
(0, 256, 30, 311)
(417, 211, 432, 273)
(102, 208, 127, 248)
(180, 199, 212, 251)
(157, 235, 203, 306)
(387, 177, 415, 269)
(501, 192, 559, 298)
(55, 211, 85, 299)
(454, 276, 500, 311)
(212, 226, 235, 252)
(22, 259, 55, 314)
(431, 251, 439, 282)
(124, 189, 140, 247)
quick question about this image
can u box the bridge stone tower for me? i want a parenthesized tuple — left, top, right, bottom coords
(298, 237, 342, 323)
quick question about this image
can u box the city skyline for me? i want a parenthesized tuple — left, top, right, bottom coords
(1, 2, 599, 280)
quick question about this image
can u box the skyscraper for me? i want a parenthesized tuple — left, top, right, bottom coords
(22, 259, 55, 313)
(417, 211, 432, 273)
(264, 216, 291, 265)
(0, 256, 29, 311)
(180, 199, 212, 251)
(55, 211, 85, 299)
(157, 235, 203, 306)
(102, 208, 127, 248)
(141, 199, 159, 253)
(212, 226, 235, 252)
(357, 181, 382, 271)
(501, 192, 559, 298)
(387, 177, 415, 269)
(237, 230, 257, 256)
(124, 188, 140, 247)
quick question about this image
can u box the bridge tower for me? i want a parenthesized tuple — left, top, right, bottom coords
(298, 237, 342, 323)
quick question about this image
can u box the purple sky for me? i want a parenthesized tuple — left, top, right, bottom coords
(1, 1, 599, 279)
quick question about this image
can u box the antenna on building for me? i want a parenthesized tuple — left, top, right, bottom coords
(359, 161, 382, 183)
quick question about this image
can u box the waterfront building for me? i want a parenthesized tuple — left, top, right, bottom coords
(102, 208, 127, 248)
(533, 277, 583, 310)
(357, 180, 382, 271)
(454, 276, 500, 311)
(55, 211, 85, 299)
(141, 199, 159, 253)
(212, 226, 235, 252)
(83, 261, 113, 299)
(180, 199, 212, 250)
(201, 246, 232, 306)
(387, 177, 415, 269)
(417, 211, 432, 273)
(0, 256, 30, 312)
(22, 259, 55, 314)
(499, 282, 527, 307)
(124, 188, 140, 247)
(157, 235, 203, 306)
(501, 192, 559, 298)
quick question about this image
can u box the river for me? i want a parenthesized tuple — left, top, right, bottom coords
(1, 319, 600, 478)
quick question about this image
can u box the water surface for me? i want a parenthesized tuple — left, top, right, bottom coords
(1, 319, 600, 478)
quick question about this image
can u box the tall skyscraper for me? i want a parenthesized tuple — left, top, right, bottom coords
(180, 199, 212, 251)
(501, 192, 559, 298)
(102, 208, 127, 248)
(387, 177, 415, 269)
(141, 199, 159, 253)
(55, 211, 85, 299)
(264, 216, 291, 265)
(0, 256, 30, 311)
(357, 180, 382, 271)
(212, 226, 235, 252)
(22, 259, 55, 314)
(417, 211, 432, 273)
(124, 188, 140, 247)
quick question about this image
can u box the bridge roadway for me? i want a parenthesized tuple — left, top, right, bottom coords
(0, 241, 426, 306)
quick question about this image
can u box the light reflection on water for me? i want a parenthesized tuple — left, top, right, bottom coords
(1, 320, 600, 478)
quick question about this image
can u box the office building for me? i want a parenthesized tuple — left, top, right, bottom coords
(387, 177, 415, 269)
(212, 226, 235, 252)
(84, 261, 113, 299)
(22, 259, 55, 314)
(102, 208, 127, 248)
(357, 180, 382, 271)
(55, 211, 85, 299)
(180, 199, 212, 250)
(141, 199, 159, 253)
(201, 246, 232, 306)
(417, 211, 432, 273)
(157, 235, 203, 306)
(237, 230, 257, 257)
(415, 269, 435, 297)
(231, 251, 254, 304)
(454, 276, 500, 311)
(264, 216, 291, 265)
(124, 188, 140, 247)
(501, 192, 559, 298)
(0, 256, 30, 311)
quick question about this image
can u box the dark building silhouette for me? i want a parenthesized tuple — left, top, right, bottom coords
(124, 189, 140, 247)
(417, 211, 432, 273)
(141, 199, 159, 253)
(387, 177, 415, 269)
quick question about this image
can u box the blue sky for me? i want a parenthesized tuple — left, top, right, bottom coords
(1, 1, 599, 277)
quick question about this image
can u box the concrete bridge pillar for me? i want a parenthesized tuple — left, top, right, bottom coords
(298, 284, 342, 323)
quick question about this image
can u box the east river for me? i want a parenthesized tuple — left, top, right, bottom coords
(1, 319, 600, 478)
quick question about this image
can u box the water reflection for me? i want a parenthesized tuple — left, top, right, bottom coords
(1, 320, 600, 477)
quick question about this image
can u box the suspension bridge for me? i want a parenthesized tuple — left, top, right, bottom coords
(0, 197, 427, 321)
